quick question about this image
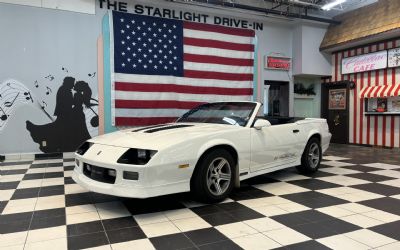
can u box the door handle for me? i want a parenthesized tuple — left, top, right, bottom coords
(293, 129, 300, 133)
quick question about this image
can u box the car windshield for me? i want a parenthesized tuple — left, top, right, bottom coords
(176, 102, 256, 127)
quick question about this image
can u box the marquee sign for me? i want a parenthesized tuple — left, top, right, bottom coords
(341, 50, 387, 74)
(265, 56, 291, 70)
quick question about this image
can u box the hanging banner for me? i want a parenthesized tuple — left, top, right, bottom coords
(342, 50, 387, 74)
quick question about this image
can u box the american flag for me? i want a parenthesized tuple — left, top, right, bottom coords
(110, 11, 255, 126)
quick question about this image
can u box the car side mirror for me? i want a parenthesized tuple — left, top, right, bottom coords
(254, 119, 271, 130)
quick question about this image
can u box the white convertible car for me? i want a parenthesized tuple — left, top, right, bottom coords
(73, 102, 331, 202)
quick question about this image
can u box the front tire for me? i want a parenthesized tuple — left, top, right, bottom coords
(297, 137, 321, 174)
(191, 149, 235, 203)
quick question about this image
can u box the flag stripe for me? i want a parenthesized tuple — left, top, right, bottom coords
(115, 100, 205, 109)
(184, 53, 254, 66)
(114, 73, 253, 88)
(183, 21, 255, 37)
(115, 108, 189, 117)
(184, 69, 253, 81)
(116, 117, 177, 126)
(183, 37, 254, 52)
(184, 29, 252, 44)
(183, 61, 252, 74)
(114, 82, 253, 95)
(114, 91, 252, 102)
(184, 45, 253, 59)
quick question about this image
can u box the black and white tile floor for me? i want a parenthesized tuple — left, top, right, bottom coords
(1, 144, 400, 250)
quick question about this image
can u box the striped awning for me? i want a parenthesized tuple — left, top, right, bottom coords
(360, 84, 400, 98)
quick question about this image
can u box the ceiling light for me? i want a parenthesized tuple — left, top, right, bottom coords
(321, 0, 346, 10)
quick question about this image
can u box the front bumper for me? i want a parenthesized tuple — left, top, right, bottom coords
(72, 147, 193, 198)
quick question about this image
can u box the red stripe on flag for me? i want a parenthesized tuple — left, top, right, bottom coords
(183, 22, 255, 37)
(184, 70, 253, 81)
(184, 37, 254, 52)
(115, 82, 253, 96)
(184, 53, 254, 66)
(115, 117, 177, 126)
(115, 100, 205, 109)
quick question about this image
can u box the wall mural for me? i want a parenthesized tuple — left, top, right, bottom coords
(0, 68, 98, 153)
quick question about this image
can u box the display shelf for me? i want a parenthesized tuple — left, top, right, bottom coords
(364, 112, 400, 115)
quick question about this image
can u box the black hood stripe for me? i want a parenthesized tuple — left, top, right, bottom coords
(144, 124, 193, 133)
(132, 124, 171, 132)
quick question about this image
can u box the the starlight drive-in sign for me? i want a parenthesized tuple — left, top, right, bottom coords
(98, 0, 264, 30)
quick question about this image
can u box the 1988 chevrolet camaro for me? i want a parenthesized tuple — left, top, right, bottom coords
(73, 102, 331, 202)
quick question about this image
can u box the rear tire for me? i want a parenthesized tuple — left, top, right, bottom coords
(296, 137, 321, 174)
(191, 149, 235, 203)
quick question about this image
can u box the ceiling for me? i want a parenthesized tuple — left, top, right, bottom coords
(169, 0, 379, 24)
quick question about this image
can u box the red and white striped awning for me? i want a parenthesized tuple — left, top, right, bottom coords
(360, 84, 400, 98)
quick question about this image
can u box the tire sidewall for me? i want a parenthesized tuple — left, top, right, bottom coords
(302, 138, 322, 171)
(198, 149, 235, 202)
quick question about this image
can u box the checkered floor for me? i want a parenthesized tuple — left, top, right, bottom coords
(1, 144, 400, 250)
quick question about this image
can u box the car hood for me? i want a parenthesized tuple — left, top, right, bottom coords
(88, 123, 243, 150)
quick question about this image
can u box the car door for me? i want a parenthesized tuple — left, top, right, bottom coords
(250, 123, 299, 172)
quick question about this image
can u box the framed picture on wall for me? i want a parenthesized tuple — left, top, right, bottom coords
(329, 89, 347, 110)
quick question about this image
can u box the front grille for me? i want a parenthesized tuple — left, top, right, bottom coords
(83, 163, 116, 184)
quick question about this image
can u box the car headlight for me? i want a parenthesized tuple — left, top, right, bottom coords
(76, 142, 93, 155)
(117, 148, 157, 165)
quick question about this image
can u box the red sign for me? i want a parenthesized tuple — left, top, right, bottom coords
(266, 56, 291, 70)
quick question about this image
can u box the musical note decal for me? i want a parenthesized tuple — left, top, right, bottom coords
(0, 106, 7, 121)
(34, 80, 39, 88)
(4, 92, 19, 107)
(45, 86, 52, 95)
(88, 72, 96, 78)
(62, 67, 69, 73)
(7, 82, 16, 89)
(38, 100, 54, 122)
(45, 74, 55, 81)
(24, 92, 34, 103)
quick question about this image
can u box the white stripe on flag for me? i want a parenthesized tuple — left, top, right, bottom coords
(113, 73, 253, 88)
(184, 29, 252, 44)
(184, 45, 253, 59)
(114, 91, 251, 102)
(183, 62, 253, 74)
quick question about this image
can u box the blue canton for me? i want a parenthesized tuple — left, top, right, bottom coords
(113, 11, 184, 76)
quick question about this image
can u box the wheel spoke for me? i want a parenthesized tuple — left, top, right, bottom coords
(219, 173, 231, 181)
(216, 159, 227, 171)
(214, 181, 223, 194)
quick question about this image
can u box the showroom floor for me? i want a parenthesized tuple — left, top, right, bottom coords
(1, 144, 400, 250)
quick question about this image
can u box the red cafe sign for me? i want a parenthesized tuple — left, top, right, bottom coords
(265, 56, 291, 70)
(342, 50, 387, 74)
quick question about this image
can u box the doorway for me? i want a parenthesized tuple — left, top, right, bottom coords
(264, 81, 289, 116)
(321, 82, 350, 144)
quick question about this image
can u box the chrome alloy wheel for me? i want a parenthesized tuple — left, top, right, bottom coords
(308, 142, 320, 168)
(206, 157, 232, 196)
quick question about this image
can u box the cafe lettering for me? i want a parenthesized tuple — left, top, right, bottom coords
(341, 50, 387, 74)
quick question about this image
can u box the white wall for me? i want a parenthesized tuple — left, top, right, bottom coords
(293, 23, 331, 76)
